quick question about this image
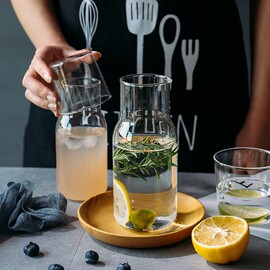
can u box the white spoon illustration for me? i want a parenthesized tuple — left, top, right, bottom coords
(159, 14, 180, 78)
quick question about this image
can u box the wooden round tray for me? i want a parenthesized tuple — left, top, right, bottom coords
(78, 191, 205, 248)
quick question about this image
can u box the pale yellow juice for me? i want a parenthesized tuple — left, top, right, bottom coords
(56, 126, 107, 201)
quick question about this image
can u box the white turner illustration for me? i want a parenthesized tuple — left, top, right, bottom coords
(126, 0, 159, 73)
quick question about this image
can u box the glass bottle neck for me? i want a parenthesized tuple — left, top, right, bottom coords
(119, 74, 171, 119)
(58, 106, 106, 129)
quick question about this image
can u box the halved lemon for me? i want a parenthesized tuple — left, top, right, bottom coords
(219, 203, 269, 223)
(192, 216, 250, 264)
(113, 178, 132, 225)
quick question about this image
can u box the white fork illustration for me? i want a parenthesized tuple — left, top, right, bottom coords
(126, 0, 159, 73)
(181, 39, 199, 90)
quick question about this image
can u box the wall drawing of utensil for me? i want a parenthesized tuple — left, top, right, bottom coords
(159, 14, 180, 78)
(79, 0, 99, 84)
(79, 0, 99, 49)
(126, 0, 159, 74)
(181, 39, 199, 90)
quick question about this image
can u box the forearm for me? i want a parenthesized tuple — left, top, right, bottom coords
(10, 0, 68, 48)
(236, 0, 270, 148)
(249, 0, 270, 131)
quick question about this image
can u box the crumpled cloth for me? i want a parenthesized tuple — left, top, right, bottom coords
(0, 180, 69, 233)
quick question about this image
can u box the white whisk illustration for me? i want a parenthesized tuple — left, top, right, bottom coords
(79, 0, 99, 49)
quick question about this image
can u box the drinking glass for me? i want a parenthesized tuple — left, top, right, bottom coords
(214, 147, 270, 224)
(50, 50, 111, 114)
(112, 74, 178, 231)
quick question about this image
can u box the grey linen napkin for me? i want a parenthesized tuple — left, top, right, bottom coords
(0, 180, 69, 233)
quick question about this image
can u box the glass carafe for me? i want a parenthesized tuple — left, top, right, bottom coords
(50, 51, 111, 201)
(113, 74, 178, 231)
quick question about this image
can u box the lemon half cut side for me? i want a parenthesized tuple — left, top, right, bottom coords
(191, 216, 250, 264)
(113, 178, 132, 226)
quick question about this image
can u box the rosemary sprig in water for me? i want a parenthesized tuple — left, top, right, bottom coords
(113, 137, 178, 181)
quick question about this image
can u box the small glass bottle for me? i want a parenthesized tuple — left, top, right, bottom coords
(113, 74, 178, 231)
(56, 106, 108, 201)
(50, 51, 111, 201)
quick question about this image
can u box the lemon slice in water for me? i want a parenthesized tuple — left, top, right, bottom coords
(219, 203, 269, 223)
(113, 179, 132, 225)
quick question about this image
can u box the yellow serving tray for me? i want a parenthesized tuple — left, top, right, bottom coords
(78, 191, 205, 248)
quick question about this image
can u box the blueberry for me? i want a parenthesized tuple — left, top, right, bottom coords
(116, 262, 131, 270)
(7, 181, 15, 187)
(48, 264, 64, 270)
(85, 250, 99, 264)
(23, 242, 40, 257)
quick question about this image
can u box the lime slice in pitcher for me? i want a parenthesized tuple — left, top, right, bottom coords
(129, 209, 156, 230)
(219, 204, 269, 223)
(113, 179, 132, 225)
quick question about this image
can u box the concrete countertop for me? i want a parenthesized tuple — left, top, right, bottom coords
(0, 167, 269, 270)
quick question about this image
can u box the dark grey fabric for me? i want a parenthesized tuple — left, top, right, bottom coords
(0, 180, 68, 233)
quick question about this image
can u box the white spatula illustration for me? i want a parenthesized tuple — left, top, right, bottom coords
(126, 0, 159, 73)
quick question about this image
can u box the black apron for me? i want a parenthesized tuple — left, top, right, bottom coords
(24, 0, 249, 172)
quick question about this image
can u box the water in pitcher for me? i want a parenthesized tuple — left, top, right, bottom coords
(56, 126, 107, 201)
(113, 136, 178, 230)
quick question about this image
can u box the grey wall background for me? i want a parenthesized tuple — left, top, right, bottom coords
(0, 1, 32, 166)
(0, 0, 250, 167)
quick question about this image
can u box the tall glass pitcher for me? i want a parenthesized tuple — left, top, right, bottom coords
(113, 74, 178, 231)
(50, 51, 111, 201)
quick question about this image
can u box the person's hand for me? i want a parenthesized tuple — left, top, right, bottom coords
(234, 121, 270, 171)
(235, 120, 270, 151)
(22, 45, 101, 116)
